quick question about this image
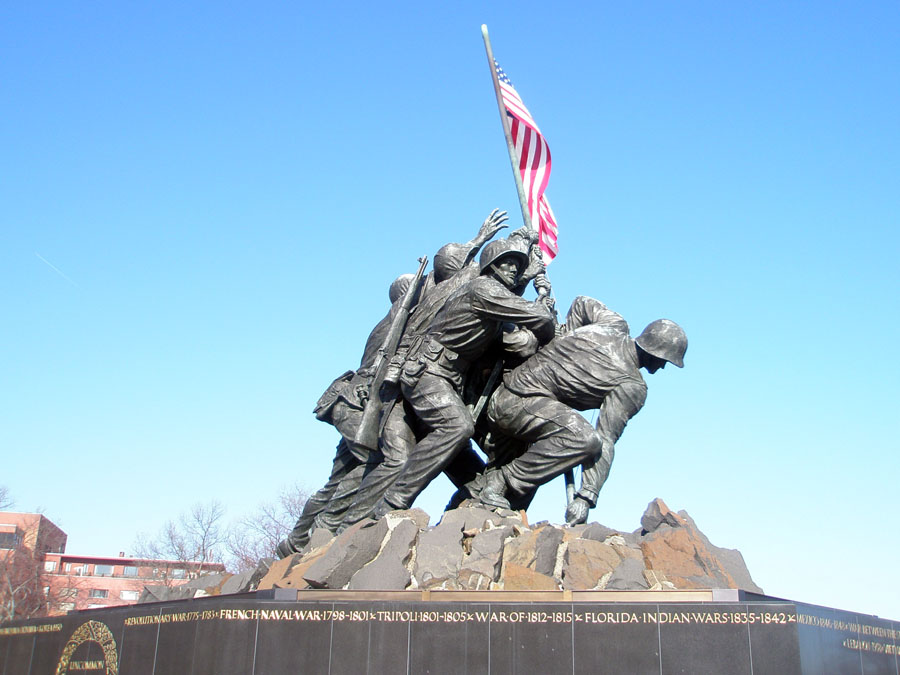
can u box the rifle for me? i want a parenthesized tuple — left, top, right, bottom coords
(353, 255, 428, 452)
(469, 359, 503, 422)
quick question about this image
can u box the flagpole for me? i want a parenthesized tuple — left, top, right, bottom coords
(481, 24, 575, 510)
(481, 24, 534, 234)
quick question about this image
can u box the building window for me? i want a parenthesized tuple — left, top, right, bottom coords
(171, 568, 186, 579)
(88, 589, 108, 599)
(59, 602, 75, 612)
(94, 564, 113, 577)
(43, 586, 50, 596)
(60, 588, 78, 598)
(64, 563, 72, 572)
(44, 561, 57, 572)
(122, 566, 138, 577)
(119, 590, 140, 601)
(0, 532, 20, 549)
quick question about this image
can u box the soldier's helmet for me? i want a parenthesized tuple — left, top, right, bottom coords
(389, 273, 415, 304)
(635, 319, 688, 368)
(479, 239, 529, 274)
(433, 243, 471, 283)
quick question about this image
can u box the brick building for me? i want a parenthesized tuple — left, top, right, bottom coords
(0, 512, 67, 558)
(1, 511, 225, 616)
(40, 551, 226, 613)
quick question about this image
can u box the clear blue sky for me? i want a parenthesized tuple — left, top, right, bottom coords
(2, 1, 898, 619)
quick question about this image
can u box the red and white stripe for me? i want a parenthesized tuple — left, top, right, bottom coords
(496, 62, 559, 263)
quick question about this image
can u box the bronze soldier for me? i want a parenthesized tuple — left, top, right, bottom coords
(332, 211, 518, 530)
(275, 274, 418, 556)
(278, 212, 511, 553)
(371, 236, 556, 516)
(477, 296, 687, 525)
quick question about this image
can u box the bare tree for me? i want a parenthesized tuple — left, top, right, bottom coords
(1, 545, 44, 622)
(226, 483, 309, 571)
(132, 487, 310, 577)
(0, 486, 13, 510)
(134, 500, 229, 582)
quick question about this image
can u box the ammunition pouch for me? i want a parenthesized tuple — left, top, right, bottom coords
(399, 335, 468, 390)
(384, 334, 417, 386)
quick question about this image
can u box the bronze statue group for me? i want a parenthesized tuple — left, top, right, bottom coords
(277, 211, 687, 557)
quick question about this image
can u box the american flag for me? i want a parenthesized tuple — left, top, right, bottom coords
(494, 60, 559, 263)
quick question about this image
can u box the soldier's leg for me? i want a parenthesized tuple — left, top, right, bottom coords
(306, 400, 373, 532)
(330, 401, 367, 462)
(445, 422, 529, 510)
(444, 443, 486, 488)
(442, 442, 488, 511)
(382, 373, 475, 510)
(278, 438, 360, 556)
(337, 399, 416, 529)
(484, 386, 600, 500)
(303, 397, 376, 532)
(311, 460, 370, 532)
(509, 486, 538, 511)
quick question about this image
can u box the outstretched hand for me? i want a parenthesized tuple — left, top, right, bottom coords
(475, 208, 509, 245)
(565, 495, 591, 525)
